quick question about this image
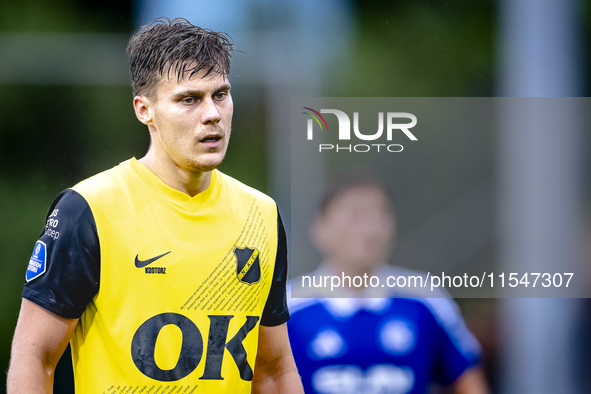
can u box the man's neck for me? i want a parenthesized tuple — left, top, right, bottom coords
(139, 150, 211, 197)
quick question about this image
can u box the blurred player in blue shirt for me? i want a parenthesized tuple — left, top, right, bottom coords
(288, 177, 489, 394)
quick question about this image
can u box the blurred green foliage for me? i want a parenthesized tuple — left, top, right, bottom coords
(327, 0, 494, 97)
(0, 0, 131, 32)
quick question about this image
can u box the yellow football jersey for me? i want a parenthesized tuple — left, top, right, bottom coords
(23, 158, 289, 393)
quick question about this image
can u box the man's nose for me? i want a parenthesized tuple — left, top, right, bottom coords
(201, 97, 221, 124)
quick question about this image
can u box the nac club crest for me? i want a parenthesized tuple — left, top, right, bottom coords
(234, 247, 261, 284)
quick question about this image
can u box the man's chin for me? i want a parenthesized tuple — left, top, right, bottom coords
(186, 156, 225, 173)
(191, 163, 220, 173)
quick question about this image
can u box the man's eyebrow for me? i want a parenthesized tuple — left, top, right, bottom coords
(172, 84, 232, 99)
(215, 83, 232, 92)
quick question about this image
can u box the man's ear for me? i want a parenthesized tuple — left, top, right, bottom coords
(133, 96, 153, 125)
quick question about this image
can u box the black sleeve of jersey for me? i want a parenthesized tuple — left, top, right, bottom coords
(260, 210, 290, 326)
(22, 189, 100, 319)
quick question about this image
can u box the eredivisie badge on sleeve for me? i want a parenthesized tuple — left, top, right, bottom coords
(26, 241, 47, 282)
(234, 247, 261, 284)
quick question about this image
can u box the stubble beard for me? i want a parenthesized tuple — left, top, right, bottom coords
(188, 122, 230, 173)
(188, 162, 221, 173)
(185, 152, 225, 173)
(184, 144, 227, 174)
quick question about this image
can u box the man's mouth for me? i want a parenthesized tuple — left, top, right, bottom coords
(198, 134, 223, 149)
(199, 135, 222, 143)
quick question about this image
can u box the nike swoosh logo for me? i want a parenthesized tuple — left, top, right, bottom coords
(135, 251, 171, 268)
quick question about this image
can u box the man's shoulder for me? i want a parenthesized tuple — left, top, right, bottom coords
(216, 170, 276, 207)
(70, 159, 135, 203)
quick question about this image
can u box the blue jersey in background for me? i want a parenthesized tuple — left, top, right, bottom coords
(287, 267, 481, 394)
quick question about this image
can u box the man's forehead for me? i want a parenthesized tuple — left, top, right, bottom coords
(156, 69, 230, 95)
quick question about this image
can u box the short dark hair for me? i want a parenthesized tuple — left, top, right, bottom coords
(318, 175, 395, 216)
(127, 17, 235, 98)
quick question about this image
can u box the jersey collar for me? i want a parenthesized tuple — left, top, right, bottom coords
(127, 157, 219, 212)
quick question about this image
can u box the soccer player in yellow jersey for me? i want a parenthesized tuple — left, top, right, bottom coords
(7, 18, 304, 394)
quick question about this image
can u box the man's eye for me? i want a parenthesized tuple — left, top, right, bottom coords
(213, 92, 227, 100)
(181, 97, 196, 104)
